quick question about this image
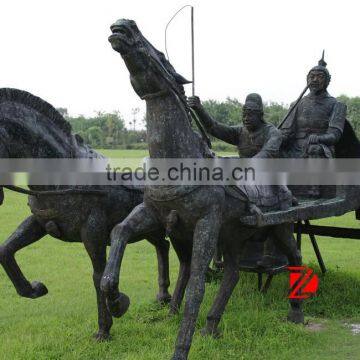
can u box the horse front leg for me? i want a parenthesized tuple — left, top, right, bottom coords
(201, 248, 240, 338)
(82, 208, 113, 341)
(169, 240, 192, 315)
(147, 234, 172, 304)
(0, 215, 47, 298)
(273, 223, 304, 324)
(172, 205, 222, 360)
(101, 203, 162, 318)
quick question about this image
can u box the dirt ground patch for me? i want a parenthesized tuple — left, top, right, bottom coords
(346, 323, 360, 335)
(305, 321, 327, 332)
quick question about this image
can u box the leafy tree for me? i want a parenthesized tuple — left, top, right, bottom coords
(57, 95, 360, 149)
(86, 126, 103, 147)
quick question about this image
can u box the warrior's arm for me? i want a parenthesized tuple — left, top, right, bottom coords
(310, 102, 347, 146)
(254, 127, 283, 158)
(316, 128, 342, 145)
(188, 97, 240, 145)
(318, 102, 347, 145)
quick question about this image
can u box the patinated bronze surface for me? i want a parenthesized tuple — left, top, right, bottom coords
(2, 17, 360, 360)
(188, 93, 283, 159)
(101, 19, 302, 360)
(281, 57, 348, 198)
(188, 93, 288, 268)
(0, 88, 171, 341)
(281, 60, 346, 159)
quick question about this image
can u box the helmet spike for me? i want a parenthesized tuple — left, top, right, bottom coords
(318, 49, 327, 67)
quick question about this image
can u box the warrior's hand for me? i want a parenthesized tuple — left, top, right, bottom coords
(187, 96, 202, 110)
(308, 134, 320, 144)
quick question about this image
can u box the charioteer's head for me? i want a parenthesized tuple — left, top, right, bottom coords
(242, 93, 265, 132)
(307, 52, 331, 95)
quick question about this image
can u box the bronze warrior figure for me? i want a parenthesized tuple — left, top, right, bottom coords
(281, 58, 347, 160)
(188, 93, 283, 159)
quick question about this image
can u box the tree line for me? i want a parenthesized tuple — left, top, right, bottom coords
(57, 95, 360, 150)
(57, 108, 148, 149)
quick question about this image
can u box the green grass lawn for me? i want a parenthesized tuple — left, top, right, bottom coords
(0, 150, 359, 359)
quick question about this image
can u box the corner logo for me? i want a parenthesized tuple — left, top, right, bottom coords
(287, 266, 319, 299)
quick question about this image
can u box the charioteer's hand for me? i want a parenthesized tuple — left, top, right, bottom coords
(187, 96, 202, 110)
(308, 134, 320, 144)
(249, 203, 265, 227)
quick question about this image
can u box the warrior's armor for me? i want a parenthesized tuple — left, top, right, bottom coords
(281, 55, 347, 159)
(281, 92, 347, 158)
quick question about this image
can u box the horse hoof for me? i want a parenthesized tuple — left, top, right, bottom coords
(93, 331, 111, 342)
(287, 309, 304, 324)
(106, 292, 130, 318)
(200, 326, 222, 339)
(29, 281, 49, 299)
(156, 292, 172, 304)
(171, 350, 188, 360)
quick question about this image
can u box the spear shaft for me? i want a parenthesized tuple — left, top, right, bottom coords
(191, 6, 195, 96)
(278, 84, 309, 129)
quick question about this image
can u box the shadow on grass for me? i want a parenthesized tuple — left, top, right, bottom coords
(205, 262, 359, 322)
(304, 262, 360, 319)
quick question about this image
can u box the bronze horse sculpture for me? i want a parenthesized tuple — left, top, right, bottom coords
(0, 88, 171, 340)
(101, 19, 303, 360)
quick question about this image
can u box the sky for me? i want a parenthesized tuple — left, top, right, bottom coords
(1, 0, 360, 128)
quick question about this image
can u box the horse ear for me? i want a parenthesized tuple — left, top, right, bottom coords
(174, 72, 192, 85)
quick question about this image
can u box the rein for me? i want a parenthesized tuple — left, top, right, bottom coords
(3, 185, 107, 197)
(143, 55, 212, 148)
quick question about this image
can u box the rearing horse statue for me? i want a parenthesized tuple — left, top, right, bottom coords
(0, 88, 171, 340)
(101, 19, 302, 360)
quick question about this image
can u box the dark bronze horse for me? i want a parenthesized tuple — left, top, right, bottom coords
(0, 88, 171, 340)
(101, 19, 302, 359)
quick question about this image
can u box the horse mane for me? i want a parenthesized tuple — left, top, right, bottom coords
(0, 88, 72, 136)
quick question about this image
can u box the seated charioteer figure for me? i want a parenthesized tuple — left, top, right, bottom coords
(188, 93, 293, 212)
(281, 57, 346, 159)
(280, 56, 347, 198)
(188, 93, 289, 269)
(188, 93, 283, 159)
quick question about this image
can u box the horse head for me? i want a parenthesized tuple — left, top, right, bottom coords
(109, 19, 191, 100)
